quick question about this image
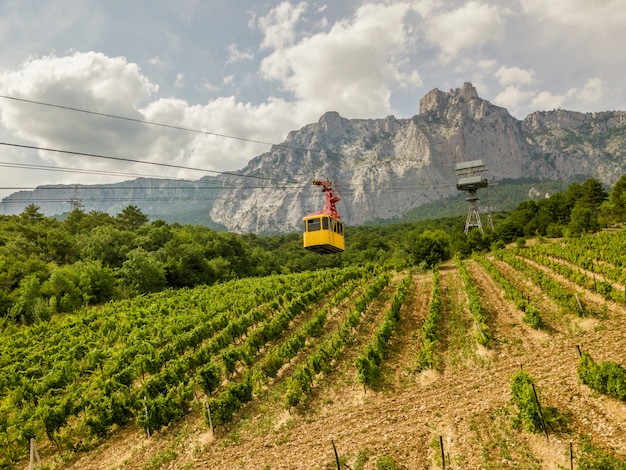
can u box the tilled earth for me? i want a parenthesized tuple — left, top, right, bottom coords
(38, 260, 626, 469)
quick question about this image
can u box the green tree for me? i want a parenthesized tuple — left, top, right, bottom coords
(159, 240, 214, 287)
(568, 202, 599, 236)
(116, 205, 149, 231)
(494, 220, 524, 243)
(64, 207, 86, 235)
(411, 230, 450, 268)
(9, 274, 50, 324)
(136, 220, 172, 251)
(80, 225, 135, 268)
(581, 178, 607, 210)
(42, 267, 83, 313)
(119, 249, 167, 294)
(74, 260, 117, 304)
(608, 173, 626, 221)
(19, 204, 44, 223)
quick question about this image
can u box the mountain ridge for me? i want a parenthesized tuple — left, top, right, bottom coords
(2, 82, 626, 233)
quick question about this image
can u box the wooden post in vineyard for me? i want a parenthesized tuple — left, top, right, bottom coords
(439, 435, 446, 470)
(29, 438, 41, 470)
(205, 397, 214, 435)
(331, 440, 340, 470)
(530, 384, 549, 440)
(574, 294, 584, 315)
(143, 396, 150, 438)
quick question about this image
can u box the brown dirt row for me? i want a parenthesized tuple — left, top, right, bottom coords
(29, 263, 626, 470)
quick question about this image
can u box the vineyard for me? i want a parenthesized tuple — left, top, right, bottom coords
(2, 231, 626, 469)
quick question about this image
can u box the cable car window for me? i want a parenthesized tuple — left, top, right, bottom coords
(307, 218, 321, 232)
(338, 222, 344, 235)
(322, 217, 329, 230)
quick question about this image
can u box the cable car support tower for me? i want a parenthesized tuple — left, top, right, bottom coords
(454, 159, 493, 234)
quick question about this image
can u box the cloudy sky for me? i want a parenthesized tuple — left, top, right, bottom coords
(0, 0, 625, 200)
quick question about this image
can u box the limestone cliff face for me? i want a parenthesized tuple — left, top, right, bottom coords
(211, 82, 626, 233)
(3, 83, 626, 232)
(522, 109, 626, 184)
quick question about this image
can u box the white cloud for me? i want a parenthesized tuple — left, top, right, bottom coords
(173, 96, 303, 172)
(257, 1, 307, 50)
(424, 1, 505, 60)
(530, 90, 564, 112)
(566, 78, 605, 108)
(493, 85, 535, 116)
(258, 2, 419, 118)
(0, 52, 157, 144)
(202, 82, 219, 92)
(520, 0, 626, 30)
(174, 73, 185, 88)
(1, 0, 624, 198)
(0, 51, 309, 185)
(495, 78, 607, 118)
(412, 0, 443, 18)
(495, 66, 535, 87)
(226, 43, 254, 64)
(0, 52, 171, 176)
(148, 56, 163, 66)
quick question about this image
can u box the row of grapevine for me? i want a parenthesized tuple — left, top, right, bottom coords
(578, 352, 626, 401)
(493, 249, 585, 317)
(512, 245, 625, 304)
(0, 274, 300, 399)
(454, 256, 491, 347)
(471, 253, 544, 329)
(132, 266, 372, 435)
(510, 369, 565, 435)
(283, 272, 392, 408)
(530, 232, 626, 284)
(415, 266, 442, 372)
(511, 360, 626, 466)
(355, 271, 413, 389)
(200, 273, 380, 427)
(202, 274, 378, 426)
(0, 266, 374, 466)
(3, 273, 323, 445)
(259, 277, 363, 380)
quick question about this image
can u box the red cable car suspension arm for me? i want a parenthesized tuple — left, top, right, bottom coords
(311, 179, 341, 219)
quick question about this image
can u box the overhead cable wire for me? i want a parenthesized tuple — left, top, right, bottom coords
(0, 160, 184, 179)
(0, 142, 299, 184)
(0, 94, 464, 194)
(0, 94, 348, 159)
(0, 185, 459, 204)
(0, 94, 276, 147)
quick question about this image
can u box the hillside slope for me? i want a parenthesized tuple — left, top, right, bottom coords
(11, 236, 626, 470)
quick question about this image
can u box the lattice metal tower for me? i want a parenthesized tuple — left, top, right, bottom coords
(68, 185, 84, 212)
(454, 159, 492, 234)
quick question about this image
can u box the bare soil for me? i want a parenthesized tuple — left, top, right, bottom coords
(25, 262, 626, 470)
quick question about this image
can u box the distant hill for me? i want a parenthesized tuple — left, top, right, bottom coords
(3, 82, 625, 233)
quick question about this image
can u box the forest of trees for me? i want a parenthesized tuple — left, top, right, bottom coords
(1, 173, 625, 325)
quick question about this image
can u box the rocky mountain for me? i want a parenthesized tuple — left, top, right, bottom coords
(0, 177, 226, 229)
(2, 82, 626, 233)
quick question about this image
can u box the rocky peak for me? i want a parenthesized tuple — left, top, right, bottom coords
(317, 111, 345, 133)
(419, 82, 479, 116)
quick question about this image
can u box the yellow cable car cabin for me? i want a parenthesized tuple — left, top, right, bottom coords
(303, 214, 345, 254)
(303, 179, 345, 254)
